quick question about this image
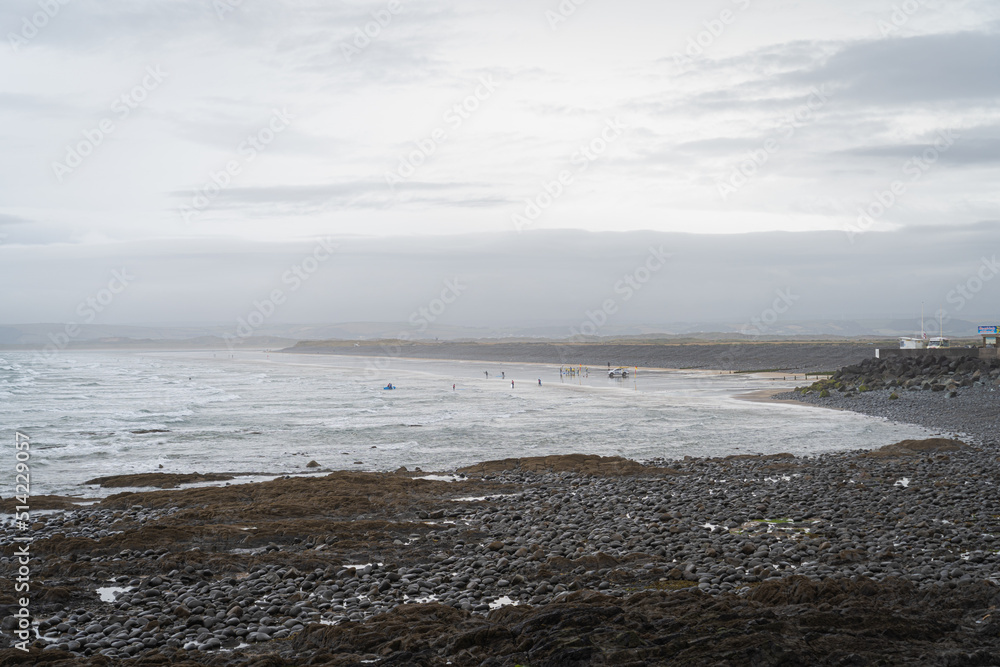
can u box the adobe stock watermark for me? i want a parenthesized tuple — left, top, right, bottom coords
(552, 247, 669, 367)
(35, 268, 135, 362)
(672, 0, 753, 73)
(545, 0, 588, 30)
(717, 86, 829, 201)
(717, 288, 799, 370)
(844, 128, 959, 243)
(567, 246, 670, 339)
(384, 76, 497, 190)
(224, 237, 337, 349)
(364, 277, 467, 377)
(512, 117, 627, 232)
(214, 0, 244, 20)
(51, 66, 167, 182)
(408, 279, 466, 333)
(932, 255, 1000, 331)
(341, 0, 407, 61)
(877, 0, 926, 37)
(7, 0, 70, 52)
(739, 289, 799, 336)
(11, 431, 32, 653)
(179, 108, 293, 224)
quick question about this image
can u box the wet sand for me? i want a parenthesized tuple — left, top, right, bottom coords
(288, 341, 876, 373)
(736, 387, 820, 406)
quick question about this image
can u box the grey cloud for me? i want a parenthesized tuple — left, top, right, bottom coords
(667, 31, 999, 118)
(842, 131, 1000, 166)
(167, 181, 512, 213)
(3, 0, 458, 89)
(4, 226, 1000, 326)
(0, 92, 81, 118)
(672, 137, 773, 157)
(614, 29, 1000, 214)
(3, 0, 998, 272)
(1, 0, 209, 51)
(787, 31, 1000, 105)
(0, 220, 82, 245)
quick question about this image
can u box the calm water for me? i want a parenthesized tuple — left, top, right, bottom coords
(0, 350, 933, 497)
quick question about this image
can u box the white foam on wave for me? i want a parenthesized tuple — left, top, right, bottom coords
(4, 350, 940, 497)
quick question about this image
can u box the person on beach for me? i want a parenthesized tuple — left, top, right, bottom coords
(502, 372, 505, 379)
(538, 378, 541, 386)
(485, 371, 488, 378)
(453, 384, 456, 390)
(511, 380, 514, 388)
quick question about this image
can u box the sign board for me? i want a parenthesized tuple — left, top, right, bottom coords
(979, 325, 998, 335)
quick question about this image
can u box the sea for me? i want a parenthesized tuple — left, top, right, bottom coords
(0, 350, 934, 498)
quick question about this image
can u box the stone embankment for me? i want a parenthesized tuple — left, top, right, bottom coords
(797, 354, 1000, 399)
(783, 353, 1000, 445)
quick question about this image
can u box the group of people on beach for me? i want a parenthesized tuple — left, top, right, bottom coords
(476, 370, 541, 389)
(393, 370, 544, 392)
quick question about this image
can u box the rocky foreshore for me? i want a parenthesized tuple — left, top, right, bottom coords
(779, 353, 1000, 446)
(2, 448, 999, 665)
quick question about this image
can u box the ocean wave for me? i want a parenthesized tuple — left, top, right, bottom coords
(368, 440, 420, 450)
(0, 350, 939, 496)
(191, 392, 242, 405)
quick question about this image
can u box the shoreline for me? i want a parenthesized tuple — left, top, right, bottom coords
(234, 349, 746, 377)
(734, 387, 836, 407)
(285, 340, 875, 373)
(7, 349, 946, 503)
(772, 355, 1000, 447)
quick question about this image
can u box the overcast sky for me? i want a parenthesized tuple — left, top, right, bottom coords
(1, 0, 998, 329)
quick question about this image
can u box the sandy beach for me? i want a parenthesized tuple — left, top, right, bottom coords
(734, 387, 824, 406)
(288, 340, 877, 374)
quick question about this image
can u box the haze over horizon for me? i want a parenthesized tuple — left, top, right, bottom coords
(2, 0, 999, 333)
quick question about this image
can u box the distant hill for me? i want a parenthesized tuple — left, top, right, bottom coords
(0, 317, 989, 349)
